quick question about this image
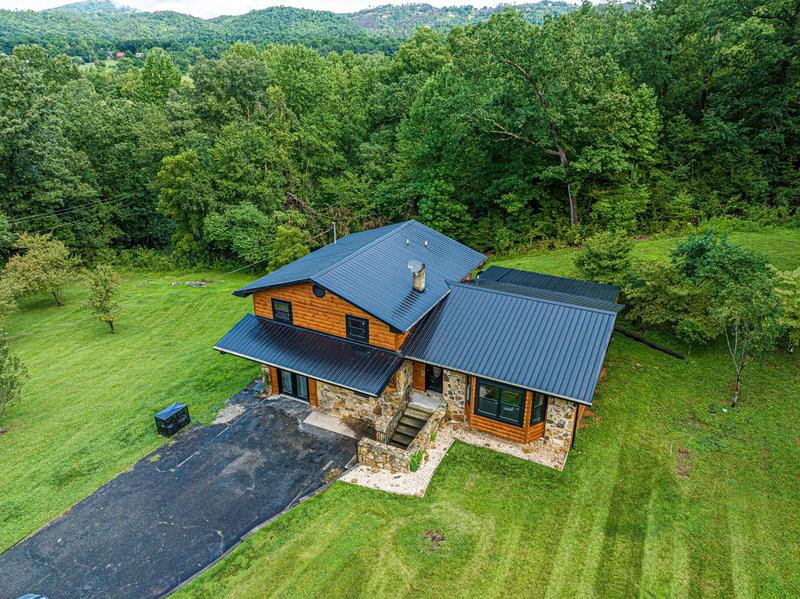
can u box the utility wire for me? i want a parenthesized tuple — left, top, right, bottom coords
(5, 226, 333, 342)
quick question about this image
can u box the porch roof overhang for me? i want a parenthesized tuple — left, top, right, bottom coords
(214, 313, 403, 397)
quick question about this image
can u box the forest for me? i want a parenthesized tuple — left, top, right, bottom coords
(0, 0, 797, 269)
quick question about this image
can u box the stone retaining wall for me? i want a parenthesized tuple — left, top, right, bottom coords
(358, 404, 448, 473)
(544, 397, 577, 448)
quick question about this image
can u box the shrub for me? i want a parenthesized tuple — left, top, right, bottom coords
(409, 451, 424, 472)
(574, 231, 633, 286)
(0, 334, 26, 421)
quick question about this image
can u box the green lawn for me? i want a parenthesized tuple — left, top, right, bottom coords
(0, 270, 257, 551)
(2, 227, 799, 597)
(178, 227, 800, 598)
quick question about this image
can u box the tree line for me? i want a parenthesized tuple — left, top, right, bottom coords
(0, 1, 797, 267)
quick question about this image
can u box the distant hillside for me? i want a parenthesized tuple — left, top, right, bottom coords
(49, 0, 135, 13)
(350, 2, 575, 37)
(0, 2, 578, 60)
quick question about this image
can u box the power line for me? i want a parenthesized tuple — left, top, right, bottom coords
(8, 197, 133, 226)
(5, 226, 333, 343)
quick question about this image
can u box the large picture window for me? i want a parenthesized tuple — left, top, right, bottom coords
(530, 393, 547, 425)
(475, 379, 526, 426)
(345, 315, 369, 343)
(271, 299, 292, 324)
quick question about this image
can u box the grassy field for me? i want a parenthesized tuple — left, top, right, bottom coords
(177, 227, 800, 599)
(1, 227, 799, 597)
(0, 270, 257, 551)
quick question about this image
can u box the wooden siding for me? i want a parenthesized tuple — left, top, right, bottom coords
(469, 412, 525, 443)
(252, 282, 404, 351)
(412, 361, 426, 391)
(269, 366, 279, 395)
(308, 378, 318, 407)
(466, 377, 544, 443)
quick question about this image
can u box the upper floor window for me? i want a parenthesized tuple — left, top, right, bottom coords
(272, 299, 292, 324)
(345, 315, 369, 343)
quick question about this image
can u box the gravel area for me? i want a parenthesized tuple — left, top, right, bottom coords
(345, 420, 568, 497)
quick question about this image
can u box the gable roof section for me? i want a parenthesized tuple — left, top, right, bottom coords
(402, 283, 618, 405)
(481, 265, 620, 303)
(234, 220, 486, 332)
(461, 279, 624, 313)
(214, 313, 402, 397)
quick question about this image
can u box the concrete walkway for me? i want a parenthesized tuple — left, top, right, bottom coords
(0, 383, 356, 599)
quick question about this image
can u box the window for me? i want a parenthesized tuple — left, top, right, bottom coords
(312, 284, 326, 298)
(346, 316, 369, 343)
(272, 299, 292, 324)
(475, 379, 525, 426)
(530, 393, 547, 425)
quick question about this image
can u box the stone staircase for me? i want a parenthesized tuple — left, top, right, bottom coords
(388, 394, 443, 449)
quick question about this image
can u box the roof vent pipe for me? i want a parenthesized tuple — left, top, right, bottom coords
(408, 259, 426, 292)
(424, 240, 428, 247)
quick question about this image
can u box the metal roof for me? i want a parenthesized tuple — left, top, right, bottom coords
(214, 313, 403, 397)
(234, 220, 486, 332)
(462, 279, 624, 313)
(481, 265, 620, 303)
(402, 283, 618, 405)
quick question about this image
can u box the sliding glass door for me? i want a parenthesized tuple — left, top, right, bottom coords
(277, 369, 309, 402)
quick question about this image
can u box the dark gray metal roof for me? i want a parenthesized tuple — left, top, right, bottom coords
(234, 220, 486, 332)
(462, 279, 624, 313)
(214, 313, 402, 397)
(402, 283, 618, 404)
(481, 265, 620, 303)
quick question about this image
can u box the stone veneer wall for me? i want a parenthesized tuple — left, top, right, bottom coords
(358, 404, 447, 473)
(441, 369, 467, 421)
(544, 397, 577, 448)
(317, 360, 412, 426)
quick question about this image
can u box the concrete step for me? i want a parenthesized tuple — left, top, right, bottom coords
(390, 431, 414, 448)
(399, 414, 427, 429)
(404, 406, 433, 421)
(394, 422, 422, 438)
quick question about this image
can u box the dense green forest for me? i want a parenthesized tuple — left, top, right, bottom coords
(0, 1, 575, 60)
(0, 0, 797, 268)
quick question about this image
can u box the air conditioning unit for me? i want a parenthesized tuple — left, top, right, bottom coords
(154, 402, 190, 436)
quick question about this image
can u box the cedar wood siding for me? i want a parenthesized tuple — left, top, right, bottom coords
(252, 282, 406, 351)
(466, 376, 545, 443)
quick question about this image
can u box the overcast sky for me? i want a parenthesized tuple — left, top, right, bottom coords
(0, 0, 583, 18)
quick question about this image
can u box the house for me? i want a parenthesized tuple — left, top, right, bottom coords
(214, 220, 621, 470)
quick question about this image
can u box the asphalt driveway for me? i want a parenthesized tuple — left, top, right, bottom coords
(0, 383, 357, 599)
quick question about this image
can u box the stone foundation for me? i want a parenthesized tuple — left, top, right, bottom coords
(316, 360, 413, 427)
(544, 397, 577, 448)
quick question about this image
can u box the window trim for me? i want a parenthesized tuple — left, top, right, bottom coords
(271, 298, 293, 324)
(475, 378, 526, 427)
(345, 315, 369, 344)
(530, 392, 547, 426)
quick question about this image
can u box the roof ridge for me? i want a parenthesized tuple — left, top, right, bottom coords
(312, 220, 412, 280)
(489, 264, 619, 291)
(453, 281, 619, 316)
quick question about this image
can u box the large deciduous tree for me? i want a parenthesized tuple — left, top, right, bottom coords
(3, 234, 77, 307)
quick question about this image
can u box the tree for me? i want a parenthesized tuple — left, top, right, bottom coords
(773, 267, 800, 352)
(574, 231, 633, 286)
(0, 333, 26, 422)
(713, 275, 784, 407)
(203, 202, 274, 265)
(137, 48, 181, 104)
(3, 234, 77, 307)
(269, 212, 312, 271)
(672, 230, 769, 287)
(84, 265, 122, 333)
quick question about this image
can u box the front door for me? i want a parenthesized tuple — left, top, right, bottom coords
(278, 369, 309, 402)
(425, 364, 443, 394)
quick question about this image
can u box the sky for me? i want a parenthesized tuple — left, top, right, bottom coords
(0, 0, 581, 18)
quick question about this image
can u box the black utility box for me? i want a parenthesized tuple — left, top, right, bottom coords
(155, 402, 190, 436)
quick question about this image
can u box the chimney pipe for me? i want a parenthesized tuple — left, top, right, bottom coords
(408, 260, 426, 292)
